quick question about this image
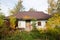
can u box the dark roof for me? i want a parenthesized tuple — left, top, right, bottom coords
(6, 11, 51, 20)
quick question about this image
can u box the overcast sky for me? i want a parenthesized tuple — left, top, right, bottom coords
(0, 0, 48, 16)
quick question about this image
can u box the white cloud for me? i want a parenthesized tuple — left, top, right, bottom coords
(0, 0, 48, 16)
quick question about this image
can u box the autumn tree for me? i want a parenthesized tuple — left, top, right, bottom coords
(57, 0, 60, 12)
(46, 0, 60, 35)
(9, 0, 24, 29)
(47, 0, 60, 28)
(46, 1, 60, 39)
(46, 13, 60, 27)
(0, 6, 5, 27)
(48, 0, 57, 14)
(0, 3, 1, 10)
(10, 0, 25, 15)
(47, 0, 60, 26)
(9, 16, 16, 30)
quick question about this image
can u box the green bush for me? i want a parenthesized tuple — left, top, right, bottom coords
(20, 31, 34, 40)
(1, 30, 34, 40)
(30, 29, 41, 39)
(1, 27, 60, 40)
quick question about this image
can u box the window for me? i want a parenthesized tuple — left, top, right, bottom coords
(38, 21, 41, 26)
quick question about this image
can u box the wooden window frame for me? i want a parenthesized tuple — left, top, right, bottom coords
(38, 21, 41, 26)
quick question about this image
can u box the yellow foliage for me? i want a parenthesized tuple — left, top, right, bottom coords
(9, 16, 16, 29)
(46, 13, 60, 28)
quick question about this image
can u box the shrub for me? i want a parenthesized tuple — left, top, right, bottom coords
(9, 16, 16, 30)
(1, 30, 34, 40)
(45, 27, 60, 40)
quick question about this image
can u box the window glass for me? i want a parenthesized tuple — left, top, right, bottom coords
(38, 21, 41, 26)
